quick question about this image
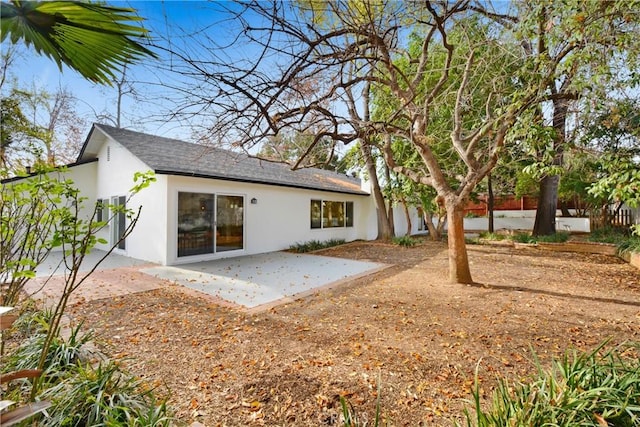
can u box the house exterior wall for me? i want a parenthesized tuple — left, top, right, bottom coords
(165, 175, 374, 265)
(19, 162, 99, 253)
(92, 138, 168, 264)
(391, 204, 429, 237)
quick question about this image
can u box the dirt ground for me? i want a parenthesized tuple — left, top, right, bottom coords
(69, 240, 640, 426)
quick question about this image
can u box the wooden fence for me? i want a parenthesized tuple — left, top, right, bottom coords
(589, 208, 635, 231)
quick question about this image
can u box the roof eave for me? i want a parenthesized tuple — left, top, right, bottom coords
(155, 169, 369, 196)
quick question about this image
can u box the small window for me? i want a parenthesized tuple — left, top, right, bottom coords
(346, 202, 354, 227)
(96, 199, 108, 222)
(310, 200, 322, 229)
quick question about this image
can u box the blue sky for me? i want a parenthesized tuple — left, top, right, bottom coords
(3, 1, 239, 140)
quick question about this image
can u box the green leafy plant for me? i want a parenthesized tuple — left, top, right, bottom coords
(460, 342, 640, 427)
(392, 236, 418, 247)
(289, 238, 346, 253)
(510, 233, 536, 244)
(38, 361, 172, 426)
(478, 232, 507, 241)
(589, 227, 640, 255)
(0, 1, 156, 85)
(536, 231, 570, 243)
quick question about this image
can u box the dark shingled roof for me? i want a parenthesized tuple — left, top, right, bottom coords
(82, 124, 367, 196)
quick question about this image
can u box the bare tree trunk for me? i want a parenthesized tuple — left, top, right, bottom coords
(425, 214, 442, 240)
(401, 200, 412, 236)
(533, 93, 568, 236)
(446, 201, 473, 284)
(487, 173, 494, 233)
(559, 200, 571, 217)
(360, 141, 393, 240)
(533, 175, 559, 235)
(382, 161, 396, 238)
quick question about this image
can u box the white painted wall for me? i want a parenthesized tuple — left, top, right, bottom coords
(92, 138, 166, 264)
(462, 211, 590, 233)
(20, 162, 99, 253)
(391, 204, 429, 237)
(164, 175, 375, 265)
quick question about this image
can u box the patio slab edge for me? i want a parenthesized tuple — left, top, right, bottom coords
(244, 263, 391, 314)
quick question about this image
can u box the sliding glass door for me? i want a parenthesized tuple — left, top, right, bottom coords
(216, 195, 244, 252)
(177, 192, 243, 257)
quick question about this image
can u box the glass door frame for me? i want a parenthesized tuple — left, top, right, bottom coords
(176, 190, 245, 259)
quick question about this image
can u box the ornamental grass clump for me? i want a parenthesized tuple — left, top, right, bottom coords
(38, 361, 172, 427)
(289, 238, 346, 253)
(1, 308, 173, 426)
(461, 342, 640, 427)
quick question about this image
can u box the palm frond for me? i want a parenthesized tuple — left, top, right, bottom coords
(0, 0, 157, 85)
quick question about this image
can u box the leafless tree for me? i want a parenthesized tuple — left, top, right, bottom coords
(159, 1, 589, 283)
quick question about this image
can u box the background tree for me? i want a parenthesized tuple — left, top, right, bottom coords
(259, 131, 347, 172)
(0, 83, 87, 172)
(96, 65, 139, 129)
(160, 1, 637, 283)
(487, 1, 640, 236)
(0, 91, 34, 169)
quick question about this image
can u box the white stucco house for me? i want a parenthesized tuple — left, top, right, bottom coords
(27, 124, 389, 266)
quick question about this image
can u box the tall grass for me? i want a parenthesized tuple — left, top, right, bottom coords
(460, 342, 640, 427)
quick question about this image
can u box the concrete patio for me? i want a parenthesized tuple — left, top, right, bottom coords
(24, 249, 386, 311)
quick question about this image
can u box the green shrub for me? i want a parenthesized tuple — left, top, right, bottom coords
(536, 231, 570, 243)
(460, 342, 640, 427)
(478, 232, 507, 241)
(589, 227, 640, 254)
(617, 236, 640, 255)
(511, 232, 536, 244)
(392, 236, 418, 247)
(589, 226, 630, 244)
(38, 361, 172, 426)
(3, 322, 93, 379)
(510, 232, 570, 244)
(2, 308, 173, 425)
(289, 238, 346, 253)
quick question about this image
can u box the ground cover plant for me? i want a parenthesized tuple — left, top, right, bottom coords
(68, 240, 640, 425)
(590, 227, 640, 256)
(461, 341, 640, 427)
(289, 238, 346, 253)
(1, 308, 173, 425)
(391, 235, 418, 247)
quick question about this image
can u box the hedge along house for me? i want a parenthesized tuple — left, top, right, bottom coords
(61, 124, 376, 266)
